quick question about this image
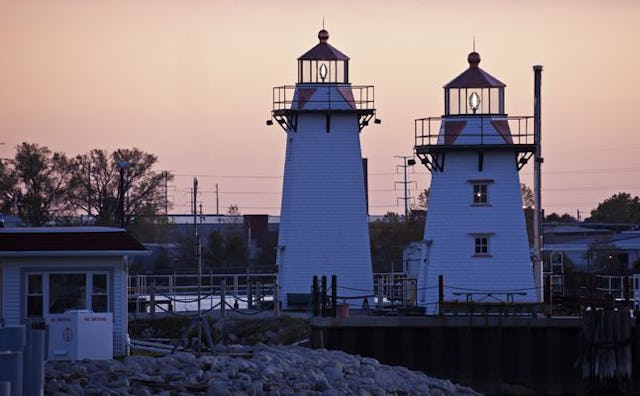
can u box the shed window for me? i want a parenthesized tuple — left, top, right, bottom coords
(24, 271, 109, 318)
(92, 274, 108, 312)
(27, 274, 43, 318)
(50, 274, 86, 314)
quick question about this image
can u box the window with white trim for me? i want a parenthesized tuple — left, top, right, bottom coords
(468, 179, 494, 206)
(27, 274, 43, 318)
(473, 183, 488, 204)
(50, 273, 86, 314)
(475, 236, 488, 254)
(92, 274, 108, 312)
(25, 271, 109, 318)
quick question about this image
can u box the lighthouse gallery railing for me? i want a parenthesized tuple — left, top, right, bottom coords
(272, 85, 375, 112)
(415, 116, 535, 148)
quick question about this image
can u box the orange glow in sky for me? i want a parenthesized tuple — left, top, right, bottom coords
(1, 1, 639, 217)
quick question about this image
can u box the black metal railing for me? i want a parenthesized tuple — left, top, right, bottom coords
(272, 85, 375, 112)
(415, 115, 535, 147)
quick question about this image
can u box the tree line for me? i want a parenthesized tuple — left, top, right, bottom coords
(4, 142, 640, 274)
(0, 142, 171, 227)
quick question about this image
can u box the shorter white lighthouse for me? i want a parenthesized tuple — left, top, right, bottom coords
(414, 51, 537, 313)
(268, 30, 379, 308)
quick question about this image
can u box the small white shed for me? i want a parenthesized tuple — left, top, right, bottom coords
(0, 227, 148, 357)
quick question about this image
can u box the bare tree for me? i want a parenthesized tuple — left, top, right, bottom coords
(227, 204, 241, 216)
(521, 183, 535, 209)
(413, 188, 430, 211)
(68, 148, 173, 227)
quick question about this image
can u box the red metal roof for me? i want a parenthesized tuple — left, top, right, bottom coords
(444, 52, 505, 89)
(298, 30, 350, 61)
(0, 228, 147, 253)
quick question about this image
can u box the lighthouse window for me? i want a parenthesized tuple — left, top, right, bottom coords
(473, 184, 488, 204)
(475, 237, 489, 255)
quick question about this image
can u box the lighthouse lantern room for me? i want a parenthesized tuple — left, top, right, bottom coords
(414, 51, 539, 313)
(268, 30, 378, 309)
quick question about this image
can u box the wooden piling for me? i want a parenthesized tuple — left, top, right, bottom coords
(274, 279, 280, 317)
(220, 280, 226, 319)
(321, 276, 328, 317)
(149, 281, 156, 318)
(582, 309, 631, 394)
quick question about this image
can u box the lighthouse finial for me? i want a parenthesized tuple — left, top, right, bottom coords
(468, 36, 480, 67)
(318, 19, 329, 42)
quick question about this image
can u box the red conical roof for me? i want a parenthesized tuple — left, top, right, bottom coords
(444, 52, 505, 88)
(298, 30, 350, 61)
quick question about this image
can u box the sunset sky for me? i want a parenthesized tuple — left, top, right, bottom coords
(1, 1, 639, 217)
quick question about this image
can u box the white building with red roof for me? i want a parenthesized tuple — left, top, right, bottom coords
(0, 227, 148, 357)
(268, 29, 379, 308)
(414, 52, 537, 313)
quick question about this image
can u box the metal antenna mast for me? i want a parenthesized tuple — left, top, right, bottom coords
(194, 178, 201, 344)
(173, 177, 215, 354)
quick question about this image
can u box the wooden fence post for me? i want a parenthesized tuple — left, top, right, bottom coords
(149, 281, 156, 319)
(274, 278, 280, 317)
(377, 277, 384, 310)
(221, 279, 227, 319)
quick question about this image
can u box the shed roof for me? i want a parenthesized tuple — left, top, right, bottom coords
(444, 52, 505, 89)
(0, 227, 148, 256)
(544, 226, 608, 234)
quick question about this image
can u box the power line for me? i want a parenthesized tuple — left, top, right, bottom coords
(173, 174, 282, 179)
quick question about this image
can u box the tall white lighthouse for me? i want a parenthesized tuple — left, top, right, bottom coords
(414, 51, 537, 313)
(269, 29, 378, 308)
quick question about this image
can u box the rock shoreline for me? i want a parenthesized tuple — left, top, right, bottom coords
(45, 343, 481, 395)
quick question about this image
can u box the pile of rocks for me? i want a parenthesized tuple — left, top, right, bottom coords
(46, 343, 480, 395)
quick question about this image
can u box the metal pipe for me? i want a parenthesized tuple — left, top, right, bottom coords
(533, 65, 544, 303)
(193, 178, 202, 347)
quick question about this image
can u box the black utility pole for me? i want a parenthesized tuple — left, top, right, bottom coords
(117, 160, 130, 228)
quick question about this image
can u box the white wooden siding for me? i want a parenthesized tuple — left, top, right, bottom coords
(418, 150, 536, 313)
(1, 264, 21, 325)
(0, 256, 128, 356)
(278, 86, 373, 307)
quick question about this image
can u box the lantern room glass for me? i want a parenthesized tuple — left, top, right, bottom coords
(445, 87, 504, 115)
(298, 59, 349, 84)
